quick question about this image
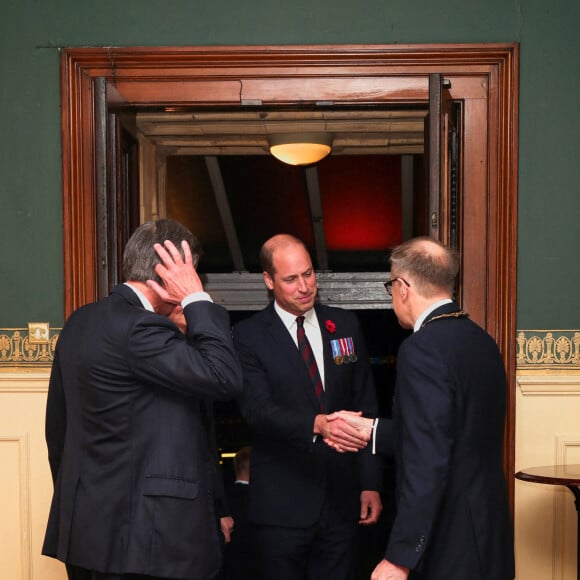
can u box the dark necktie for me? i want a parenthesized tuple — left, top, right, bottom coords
(296, 316, 324, 411)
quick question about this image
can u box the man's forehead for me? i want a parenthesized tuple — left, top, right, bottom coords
(272, 252, 313, 276)
(273, 262, 313, 276)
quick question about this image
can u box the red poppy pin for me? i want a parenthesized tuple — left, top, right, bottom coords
(325, 319, 336, 333)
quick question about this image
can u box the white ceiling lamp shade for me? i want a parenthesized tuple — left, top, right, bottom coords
(268, 132, 333, 166)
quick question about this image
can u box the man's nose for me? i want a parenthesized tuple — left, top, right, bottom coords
(297, 277, 308, 292)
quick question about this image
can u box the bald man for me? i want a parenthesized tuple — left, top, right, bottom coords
(232, 234, 383, 580)
(327, 237, 514, 580)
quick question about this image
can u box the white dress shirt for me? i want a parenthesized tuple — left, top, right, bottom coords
(414, 298, 453, 332)
(274, 301, 325, 389)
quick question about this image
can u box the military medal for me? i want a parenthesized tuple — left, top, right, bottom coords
(339, 337, 356, 363)
(331, 339, 344, 365)
(346, 337, 357, 362)
(331, 337, 357, 364)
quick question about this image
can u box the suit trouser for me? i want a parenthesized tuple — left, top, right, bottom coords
(253, 498, 357, 580)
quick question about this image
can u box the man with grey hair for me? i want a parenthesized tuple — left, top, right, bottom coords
(326, 236, 515, 580)
(42, 219, 243, 580)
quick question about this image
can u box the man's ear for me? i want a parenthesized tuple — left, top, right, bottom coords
(263, 271, 274, 291)
(399, 282, 409, 301)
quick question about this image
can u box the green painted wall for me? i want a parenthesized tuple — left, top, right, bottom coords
(1, 0, 578, 328)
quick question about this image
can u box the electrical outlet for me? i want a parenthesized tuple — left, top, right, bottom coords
(28, 322, 50, 344)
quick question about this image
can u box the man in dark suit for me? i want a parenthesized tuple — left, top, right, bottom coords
(232, 234, 383, 580)
(325, 236, 515, 580)
(42, 219, 243, 580)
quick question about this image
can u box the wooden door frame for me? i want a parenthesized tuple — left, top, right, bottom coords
(60, 43, 519, 503)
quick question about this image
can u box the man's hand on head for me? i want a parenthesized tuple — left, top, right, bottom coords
(147, 240, 204, 304)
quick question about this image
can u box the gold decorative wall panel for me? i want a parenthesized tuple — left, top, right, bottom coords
(517, 330, 580, 371)
(0, 329, 60, 368)
(2, 328, 580, 371)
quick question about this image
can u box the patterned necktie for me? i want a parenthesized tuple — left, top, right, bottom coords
(296, 316, 324, 411)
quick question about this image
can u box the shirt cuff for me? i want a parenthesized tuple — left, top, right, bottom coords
(371, 418, 379, 455)
(181, 291, 213, 307)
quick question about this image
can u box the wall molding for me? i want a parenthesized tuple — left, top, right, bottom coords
(2, 328, 580, 371)
(516, 374, 580, 396)
(517, 330, 580, 371)
(0, 369, 51, 390)
(0, 329, 59, 369)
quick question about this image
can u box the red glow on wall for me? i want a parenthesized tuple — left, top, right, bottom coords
(318, 156, 402, 250)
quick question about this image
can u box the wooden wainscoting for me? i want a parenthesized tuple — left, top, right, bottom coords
(0, 370, 66, 580)
(515, 372, 580, 580)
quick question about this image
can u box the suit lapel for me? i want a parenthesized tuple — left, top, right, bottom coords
(262, 303, 325, 411)
(261, 303, 297, 352)
(316, 305, 338, 409)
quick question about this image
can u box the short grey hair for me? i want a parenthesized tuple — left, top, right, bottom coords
(122, 219, 203, 284)
(389, 236, 459, 297)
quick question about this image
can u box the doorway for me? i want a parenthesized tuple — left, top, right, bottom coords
(60, 43, 519, 501)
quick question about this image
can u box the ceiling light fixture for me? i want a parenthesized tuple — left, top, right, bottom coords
(268, 132, 333, 166)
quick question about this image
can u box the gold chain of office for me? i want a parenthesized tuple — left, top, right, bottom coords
(422, 310, 469, 327)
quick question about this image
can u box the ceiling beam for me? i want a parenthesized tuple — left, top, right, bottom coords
(304, 166, 329, 272)
(204, 156, 246, 272)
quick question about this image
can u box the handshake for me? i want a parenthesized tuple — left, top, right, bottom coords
(318, 410, 376, 453)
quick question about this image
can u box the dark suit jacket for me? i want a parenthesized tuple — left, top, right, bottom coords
(42, 284, 243, 579)
(381, 302, 514, 580)
(233, 303, 382, 528)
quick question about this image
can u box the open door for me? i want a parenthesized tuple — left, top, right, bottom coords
(426, 73, 462, 302)
(94, 77, 140, 298)
(427, 73, 460, 250)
